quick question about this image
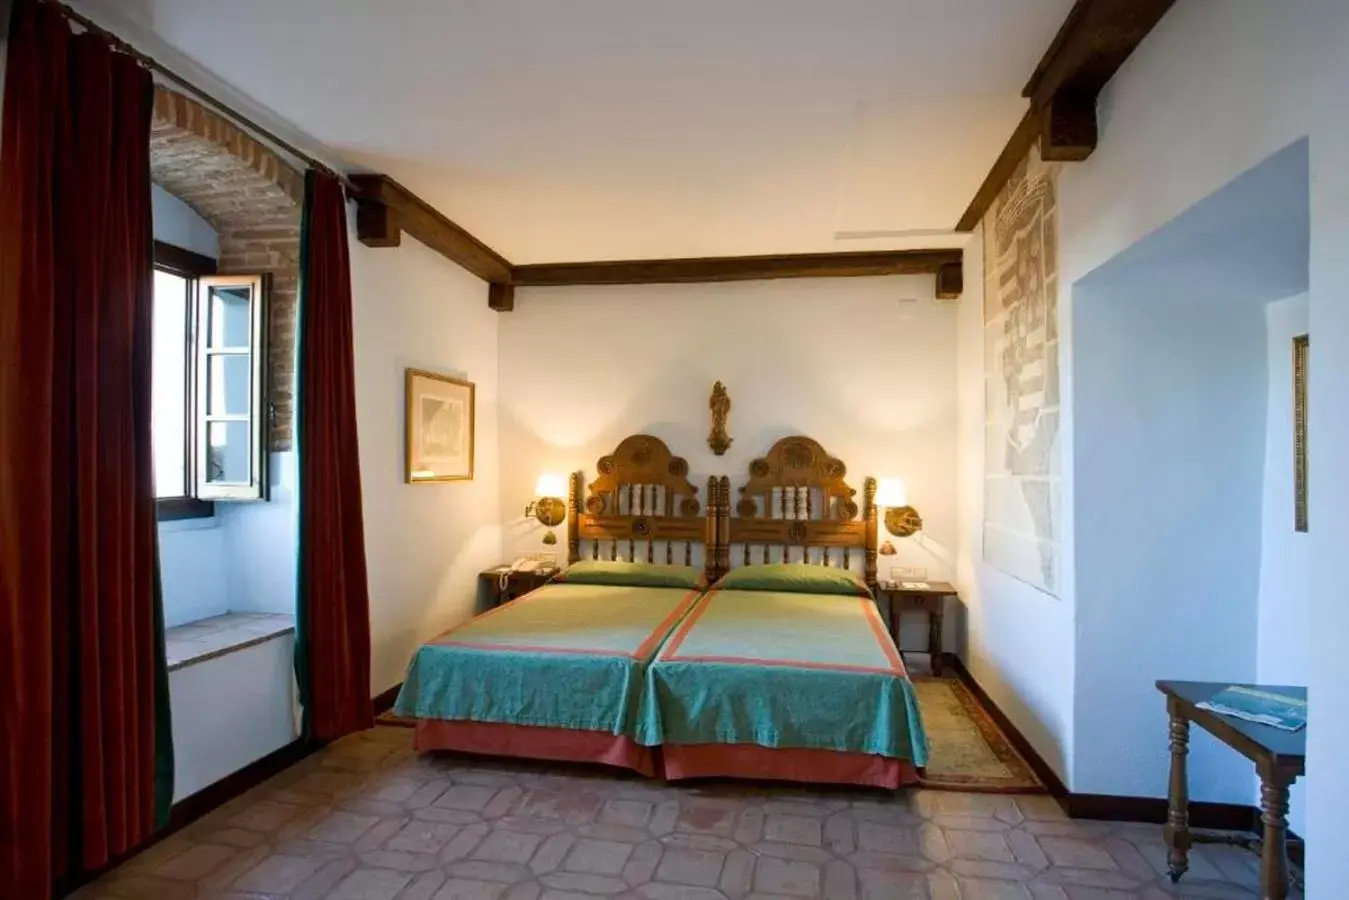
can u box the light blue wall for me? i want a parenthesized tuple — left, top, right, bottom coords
(1071, 138, 1306, 802)
(1074, 284, 1267, 803)
(151, 185, 218, 258)
(1258, 292, 1310, 836)
(152, 184, 296, 624)
(153, 183, 299, 801)
(221, 451, 299, 616)
(153, 187, 230, 626)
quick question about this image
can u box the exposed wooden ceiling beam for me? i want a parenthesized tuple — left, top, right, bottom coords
(350, 174, 513, 285)
(511, 249, 962, 288)
(1022, 0, 1176, 108)
(955, 0, 1175, 231)
(350, 174, 962, 304)
(935, 262, 964, 301)
(487, 283, 515, 312)
(955, 109, 1039, 233)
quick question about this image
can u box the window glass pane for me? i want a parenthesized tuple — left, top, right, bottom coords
(152, 269, 187, 499)
(207, 354, 252, 416)
(207, 285, 252, 348)
(205, 420, 251, 484)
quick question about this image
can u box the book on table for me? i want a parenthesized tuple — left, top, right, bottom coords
(1196, 686, 1307, 731)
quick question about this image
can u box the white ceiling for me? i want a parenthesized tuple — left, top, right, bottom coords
(90, 0, 1075, 263)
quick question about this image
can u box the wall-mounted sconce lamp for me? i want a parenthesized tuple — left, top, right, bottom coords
(876, 478, 923, 538)
(526, 474, 567, 545)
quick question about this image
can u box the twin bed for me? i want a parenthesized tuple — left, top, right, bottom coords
(394, 434, 929, 789)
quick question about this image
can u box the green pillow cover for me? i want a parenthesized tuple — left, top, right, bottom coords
(555, 560, 705, 590)
(713, 562, 872, 598)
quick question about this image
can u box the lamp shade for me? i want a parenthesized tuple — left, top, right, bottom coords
(534, 474, 568, 498)
(875, 478, 908, 508)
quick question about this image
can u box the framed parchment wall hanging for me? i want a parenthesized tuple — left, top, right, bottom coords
(1294, 334, 1308, 532)
(405, 368, 475, 483)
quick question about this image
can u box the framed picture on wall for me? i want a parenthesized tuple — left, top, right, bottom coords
(1294, 334, 1308, 532)
(405, 368, 475, 483)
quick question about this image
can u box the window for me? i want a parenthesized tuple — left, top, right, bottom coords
(151, 242, 268, 519)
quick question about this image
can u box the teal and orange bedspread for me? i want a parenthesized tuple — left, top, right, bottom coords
(394, 581, 928, 777)
(637, 589, 929, 765)
(393, 582, 700, 736)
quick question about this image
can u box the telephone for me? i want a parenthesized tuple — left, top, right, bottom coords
(508, 557, 544, 574)
(495, 556, 557, 591)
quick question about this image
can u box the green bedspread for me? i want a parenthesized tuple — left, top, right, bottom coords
(393, 582, 700, 735)
(637, 589, 929, 764)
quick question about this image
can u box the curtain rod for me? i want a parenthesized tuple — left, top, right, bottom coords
(45, 0, 358, 193)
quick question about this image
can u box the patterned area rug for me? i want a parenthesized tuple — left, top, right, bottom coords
(910, 676, 1043, 793)
(377, 674, 1044, 794)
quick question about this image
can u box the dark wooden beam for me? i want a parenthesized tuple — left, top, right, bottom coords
(488, 283, 515, 312)
(153, 240, 217, 276)
(511, 249, 962, 287)
(955, 109, 1039, 232)
(348, 173, 961, 303)
(1039, 91, 1098, 162)
(349, 174, 512, 284)
(354, 199, 401, 248)
(1023, 0, 1176, 108)
(935, 262, 963, 300)
(956, 0, 1175, 231)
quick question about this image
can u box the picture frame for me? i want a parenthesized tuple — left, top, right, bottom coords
(1294, 334, 1308, 532)
(405, 368, 475, 483)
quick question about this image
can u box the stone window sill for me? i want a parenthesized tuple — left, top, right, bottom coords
(165, 612, 295, 672)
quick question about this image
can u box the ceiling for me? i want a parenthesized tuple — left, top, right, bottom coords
(87, 0, 1076, 263)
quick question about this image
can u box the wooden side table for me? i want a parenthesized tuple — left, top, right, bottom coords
(479, 566, 559, 609)
(875, 581, 956, 676)
(1156, 680, 1305, 900)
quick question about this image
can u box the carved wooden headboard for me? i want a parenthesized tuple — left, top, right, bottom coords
(717, 436, 877, 585)
(567, 434, 718, 582)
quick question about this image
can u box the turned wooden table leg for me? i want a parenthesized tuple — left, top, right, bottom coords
(1163, 706, 1192, 882)
(1259, 774, 1291, 900)
(928, 602, 944, 676)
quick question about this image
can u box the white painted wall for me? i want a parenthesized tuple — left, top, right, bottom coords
(499, 276, 959, 653)
(955, 226, 1076, 782)
(952, 1, 1347, 886)
(1258, 293, 1311, 837)
(349, 223, 502, 696)
(168, 634, 296, 801)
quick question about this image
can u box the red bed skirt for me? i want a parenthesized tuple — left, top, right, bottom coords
(411, 720, 918, 790)
(414, 720, 658, 777)
(662, 743, 920, 790)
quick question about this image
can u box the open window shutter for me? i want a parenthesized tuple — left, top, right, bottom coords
(195, 273, 269, 501)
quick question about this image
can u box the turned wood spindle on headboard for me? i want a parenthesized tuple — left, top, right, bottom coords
(568, 471, 582, 564)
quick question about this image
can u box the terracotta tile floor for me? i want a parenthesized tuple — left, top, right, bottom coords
(75, 726, 1294, 899)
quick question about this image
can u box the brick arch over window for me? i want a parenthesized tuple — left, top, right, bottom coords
(149, 87, 302, 451)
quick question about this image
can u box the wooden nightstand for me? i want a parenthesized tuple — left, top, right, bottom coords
(875, 581, 957, 676)
(480, 566, 560, 609)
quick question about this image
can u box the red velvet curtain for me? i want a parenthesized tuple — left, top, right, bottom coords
(296, 169, 374, 741)
(0, 2, 170, 895)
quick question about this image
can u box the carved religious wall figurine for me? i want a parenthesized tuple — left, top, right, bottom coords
(708, 381, 732, 455)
